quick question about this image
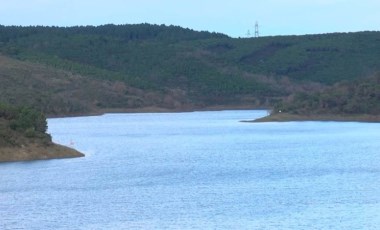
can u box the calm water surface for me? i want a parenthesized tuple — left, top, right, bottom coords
(1, 110, 380, 229)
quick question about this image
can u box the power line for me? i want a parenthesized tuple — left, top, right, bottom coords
(246, 30, 251, 38)
(255, 21, 259, 38)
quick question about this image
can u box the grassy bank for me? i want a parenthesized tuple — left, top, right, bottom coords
(0, 144, 84, 163)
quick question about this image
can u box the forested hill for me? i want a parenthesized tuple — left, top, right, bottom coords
(276, 73, 380, 115)
(1, 24, 380, 115)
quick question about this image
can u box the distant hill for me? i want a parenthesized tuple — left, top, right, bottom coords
(0, 24, 380, 116)
(0, 55, 199, 116)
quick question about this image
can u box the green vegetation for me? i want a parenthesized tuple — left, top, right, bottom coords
(274, 74, 380, 116)
(0, 24, 379, 117)
(0, 102, 84, 162)
(1, 24, 378, 160)
(0, 103, 51, 147)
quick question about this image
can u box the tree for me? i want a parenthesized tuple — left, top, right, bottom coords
(10, 107, 47, 133)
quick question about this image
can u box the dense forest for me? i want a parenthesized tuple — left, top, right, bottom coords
(0, 103, 50, 147)
(275, 74, 380, 115)
(0, 102, 84, 162)
(0, 24, 380, 116)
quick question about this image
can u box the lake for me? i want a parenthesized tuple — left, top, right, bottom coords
(1, 110, 380, 229)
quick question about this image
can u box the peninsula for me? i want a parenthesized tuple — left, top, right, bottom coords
(0, 104, 84, 163)
(253, 73, 380, 122)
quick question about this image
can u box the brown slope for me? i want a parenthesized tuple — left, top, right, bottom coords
(0, 55, 194, 116)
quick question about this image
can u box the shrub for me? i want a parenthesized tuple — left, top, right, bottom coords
(10, 107, 47, 133)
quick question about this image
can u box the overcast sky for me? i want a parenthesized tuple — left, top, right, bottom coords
(0, 0, 379, 37)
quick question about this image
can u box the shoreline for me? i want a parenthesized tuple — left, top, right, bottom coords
(5, 108, 379, 164)
(47, 105, 266, 119)
(250, 113, 380, 123)
(0, 143, 84, 163)
(47, 106, 380, 123)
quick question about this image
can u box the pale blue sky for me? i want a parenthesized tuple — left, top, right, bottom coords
(0, 0, 379, 37)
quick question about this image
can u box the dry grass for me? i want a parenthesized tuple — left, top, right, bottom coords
(0, 143, 84, 163)
(0, 55, 219, 116)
